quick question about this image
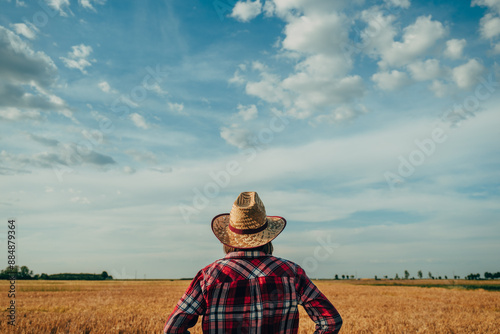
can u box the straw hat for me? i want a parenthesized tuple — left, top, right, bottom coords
(211, 191, 286, 249)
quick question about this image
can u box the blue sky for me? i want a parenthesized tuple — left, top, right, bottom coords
(0, 0, 499, 279)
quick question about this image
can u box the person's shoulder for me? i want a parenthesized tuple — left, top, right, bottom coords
(203, 254, 300, 273)
(200, 256, 234, 276)
(262, 255, 303, 275)
(201, 258, 225, 271)
(265, 254, 294, 264)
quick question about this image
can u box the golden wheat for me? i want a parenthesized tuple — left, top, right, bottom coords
(0, 280, 498, 333)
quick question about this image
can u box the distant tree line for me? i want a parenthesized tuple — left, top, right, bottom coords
(334, 274, 357, 280)
(466, 272, 500, 280)
(484, 272, 500, 279)
(0, 266, 113, 280)
(333, 270, 500, 280)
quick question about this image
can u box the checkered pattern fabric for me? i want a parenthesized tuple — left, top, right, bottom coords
(164, 251, 342, 334)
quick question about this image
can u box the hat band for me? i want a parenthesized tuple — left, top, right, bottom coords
(229, 221, 268, 235)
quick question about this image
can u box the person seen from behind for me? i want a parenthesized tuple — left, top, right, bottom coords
(164, 191, 342, 333)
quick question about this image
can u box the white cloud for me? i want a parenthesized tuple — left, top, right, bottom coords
(98, 81, 111, 93)
(0, 26, 57, 87)
(443, 39, 466, 59)
(10, 23, 37, 39)
(0, 107, 42, 121)
(429, 80, 452, 97)
(96, 80, 117, 94)
(242, 7, 365, 120)
(282, 12, 348, 55)
(78, 0, 93, 9)
(60, 44, 94, 74)
(123, 166, 136, 174)
(452, 59, 486, 89)
(28, 134, 59, 147)
(228, 70, 246, 85)
(479, 13, 500, 39)
(60, 57, 91, 73)
(267, 0, 350, 18)
(385, 15, 446, 67)
(213, 103, 500, 206)
(237, 104, 258, 121)
(282, 72, 365, 114)
(130, 113, 149, 130)
(125, 149, 158, 165)
(168, 102, 185, 114)
(246, 72, 291, 106)
(0, 144, 116, 172)
(69, 44, 93, 58)
(46, 0, 72, 16)
(296, 53, 350, 78)
(363, 14, 447, 68)
(234, 4, 366, 121)
(70, 196, 91, 204)
(230, 0, 262, 22)
(313, 104, 368, 124)
(372, 70, 411, 90)
(493, 41, 500, 54)
(78, 0, 106, 11)
(407, 59, 443, 81)
(360, 9, 397, 58)
(149, 166, 172, 174)
(149, 83, 168, 96)
(472, 0, 500, 14)
(220, 125, 252, 149)
(473, 0, 500, 54)
(0, 26, 73, 120)
(252, 61, 267, 71)
(263, 0, 275, 16)
(384, 0, 411, 8)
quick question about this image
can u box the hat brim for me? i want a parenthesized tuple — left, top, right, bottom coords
(211, 213, 286, 249)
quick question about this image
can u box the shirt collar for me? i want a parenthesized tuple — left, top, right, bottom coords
(224, 251, 267, 259)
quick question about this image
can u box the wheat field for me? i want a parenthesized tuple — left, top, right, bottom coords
(0, 279, 499, 333)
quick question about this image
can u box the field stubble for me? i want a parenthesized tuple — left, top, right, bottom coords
(0, 279, 499, 333)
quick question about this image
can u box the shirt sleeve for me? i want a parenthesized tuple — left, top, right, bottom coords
(295, 265, 343, 334)
(164, 270, 207, 334)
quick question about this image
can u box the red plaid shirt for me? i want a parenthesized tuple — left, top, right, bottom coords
(164, 251, 342, 334)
